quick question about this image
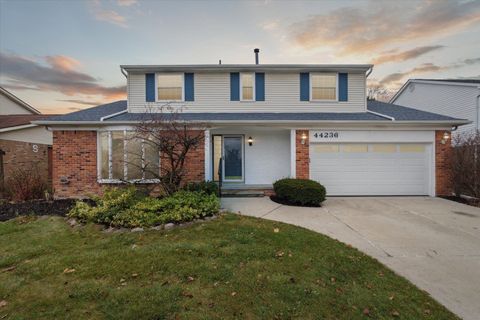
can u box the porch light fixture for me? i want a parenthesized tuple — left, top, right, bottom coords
(301, 132, 307, 145)
(248, 136, 253, 146)
(441, 131, 450, 144)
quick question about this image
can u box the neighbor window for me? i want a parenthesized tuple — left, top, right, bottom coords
(311, 73, 337, 100)
(241, 73, 254, 101)
(157, 73, 183, 101)
(98, 131, 160, 182)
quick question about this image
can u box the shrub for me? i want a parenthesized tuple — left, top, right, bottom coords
(5, 166, 48, 201)
(273, 178, 326, 207)
(68, 187, 220, 228)
(183, 181, 219, 195)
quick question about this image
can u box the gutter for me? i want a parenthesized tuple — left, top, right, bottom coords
(32, 119, 471, 126)
(0, 123, 37, 133)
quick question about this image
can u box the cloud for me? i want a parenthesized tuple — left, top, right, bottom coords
(289, 1, 480, 55)
(58, 99, 105, 106)
(379, 58, 480, 86)
(45, 55, 81, 72)
(372, 46, 445, 65)
(117, 0, 137, 6)
(261, 21, 279, 31)
(0, 52, 126, 100)
(90, 0, 128, 28)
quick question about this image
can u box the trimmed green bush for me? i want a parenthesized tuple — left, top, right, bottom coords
(183, 181, 219, 195)
(273, 178, 326, 207)
(68, 187, 220, 228)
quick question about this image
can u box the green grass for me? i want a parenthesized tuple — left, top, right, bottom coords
(0, 214, 457, 320)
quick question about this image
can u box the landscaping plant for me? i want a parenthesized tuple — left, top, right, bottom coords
(68, 187, 220, 228)
(5, 165, 48, 201)
(273, 178, 326, 206)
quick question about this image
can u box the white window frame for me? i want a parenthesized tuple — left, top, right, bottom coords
(155, 72, 184, 102)
(309, 72, 338, 102)
(240, 72, 255, 101)
(97, 130, 160, 184)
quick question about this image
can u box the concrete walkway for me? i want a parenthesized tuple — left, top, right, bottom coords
(221, 196, 480, 320)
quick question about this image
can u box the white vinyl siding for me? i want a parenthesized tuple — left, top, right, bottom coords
(128, 72, 366, 113)
(393, 82, 479, 136)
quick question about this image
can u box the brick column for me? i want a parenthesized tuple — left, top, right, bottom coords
(295, 130, 309, 179)
(53, 130, 101, 198)
(435, 130, 452, 196)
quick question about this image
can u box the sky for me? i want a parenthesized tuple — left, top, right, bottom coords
(0, 0, 479, 114)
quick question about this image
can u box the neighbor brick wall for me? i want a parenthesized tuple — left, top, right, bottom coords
(435, 130, 453, 196)
(53, 131, 100, 198)
(0, 139, 50, 191)
(52, 130, 205, 198)
(295, 130, 309, 179)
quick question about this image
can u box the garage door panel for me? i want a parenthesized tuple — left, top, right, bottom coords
(310, 143, 430, 196)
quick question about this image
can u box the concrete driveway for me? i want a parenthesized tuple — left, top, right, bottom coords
(221, 196, 480, 320)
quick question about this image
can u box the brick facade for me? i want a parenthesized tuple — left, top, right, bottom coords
(0, 139, 50, 192)
(53, 131, 101, 198)
(295, 130, 309, 179)
(52, 130, 205, 198)
(435, 130, 453, 196)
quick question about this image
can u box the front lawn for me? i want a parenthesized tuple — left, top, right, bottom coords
(0, 214, 457, 319)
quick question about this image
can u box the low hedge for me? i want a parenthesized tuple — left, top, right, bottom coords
(68, 187, 220, 228)
(273, 178, 326, 207)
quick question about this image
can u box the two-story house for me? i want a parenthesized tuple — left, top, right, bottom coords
(36, 53, 468, 198)
(390, 79, 480, 138)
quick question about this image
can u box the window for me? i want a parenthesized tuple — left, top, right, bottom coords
(157, 73, 183, 101)
(311, 73, 337, 100)
(98, 131, 160, 182)
(241, 73, 254, 101)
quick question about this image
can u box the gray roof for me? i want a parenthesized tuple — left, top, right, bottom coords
(35, 99, 468, 125)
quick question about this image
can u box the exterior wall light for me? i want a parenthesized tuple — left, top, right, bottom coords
(301, 132, 307, 145)
(441, 131, 450, 145)
(248, 136, 253, 146)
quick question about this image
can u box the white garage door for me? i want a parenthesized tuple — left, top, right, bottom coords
(310, 143, 431, 196)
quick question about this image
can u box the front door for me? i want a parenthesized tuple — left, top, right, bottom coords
(223, 136, 244, 182)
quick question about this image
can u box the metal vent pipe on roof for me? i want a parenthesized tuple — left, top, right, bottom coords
(254, 48, 259, 64)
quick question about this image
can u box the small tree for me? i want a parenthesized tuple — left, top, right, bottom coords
(367, 85, 391, 101)
(130, 105, 206, 195)
(451, 131, 480, 198)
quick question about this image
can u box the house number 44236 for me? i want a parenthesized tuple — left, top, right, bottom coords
(314, 132, 339, 139)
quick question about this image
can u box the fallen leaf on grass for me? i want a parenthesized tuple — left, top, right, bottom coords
(389, 294, 395, 300)
(131, 273, 138, 278)
(63, 268, 76, 274)
(181, 291, 193, 298)
(1, 266, 15, 273)
(363, 308, 370, 316)
(275, 251, 284, 257)
(187, 276, 195, 282)
(0, 301, 7, 308)
(273, 228, 279, 233)
(231, 292, 237, 296)
(391, 310, 400, 317)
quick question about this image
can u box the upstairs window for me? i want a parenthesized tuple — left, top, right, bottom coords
(157, 73, 183, 101)
(240, 73, 254, 101)
(98, 131, 160, 182)
(311, 73, 337, 101)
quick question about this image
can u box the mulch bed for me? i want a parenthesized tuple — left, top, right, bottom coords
(269, 196, 322, 207)
(440, 195, 480, 208)
(0, 199, 95, 222)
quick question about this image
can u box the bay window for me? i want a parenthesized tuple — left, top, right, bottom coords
(98, 131, 160, 182)
(311, 73, 337, 101)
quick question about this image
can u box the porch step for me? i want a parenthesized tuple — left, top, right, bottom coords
(221, 189, 266, 197)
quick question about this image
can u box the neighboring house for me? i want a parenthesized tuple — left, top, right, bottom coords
(390, 79, 480, 137)
(0, 87, 53, 193)
(35, 52, 469, 198)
